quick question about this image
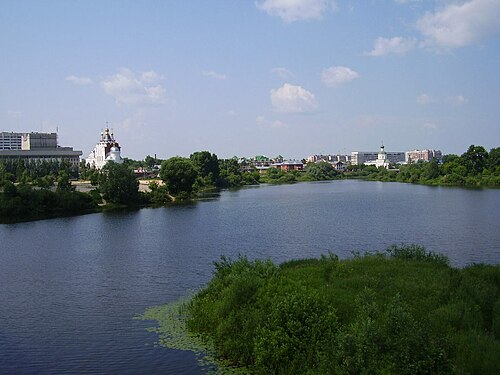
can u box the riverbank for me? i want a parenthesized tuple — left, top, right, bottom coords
(143, 245, 500, 374)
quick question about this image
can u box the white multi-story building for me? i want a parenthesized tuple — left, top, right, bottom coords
(307, 154, 350, 163)
(0, 132, 82, 166)
(86, 127, 123, 169)
(351, 148, 405, 166)
(364, 145, 391, 169)
(405, 149, 442, 163)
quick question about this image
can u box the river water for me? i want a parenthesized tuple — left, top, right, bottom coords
(1, 180, 499, 373)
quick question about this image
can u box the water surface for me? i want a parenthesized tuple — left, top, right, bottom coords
(1, 181, 499, 373)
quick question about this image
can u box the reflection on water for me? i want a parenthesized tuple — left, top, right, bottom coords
(0, 180, 499, 373)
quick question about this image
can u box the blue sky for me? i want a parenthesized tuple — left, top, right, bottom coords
(1, 0, 499, 160)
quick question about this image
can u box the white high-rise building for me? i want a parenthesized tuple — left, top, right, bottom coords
(0, 131, 82, 166)
(351, 147, 405, 166)
(86, 127, 123, 169)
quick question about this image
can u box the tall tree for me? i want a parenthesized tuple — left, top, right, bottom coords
(190, 151, 219, 185)
(98, 162, 139, 204)
(461, 145, 489, 175)
(160, 157, 198, 197)
(488, 147, 500, 172)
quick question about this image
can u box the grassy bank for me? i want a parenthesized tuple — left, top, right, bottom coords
(142, 245, 500, 374)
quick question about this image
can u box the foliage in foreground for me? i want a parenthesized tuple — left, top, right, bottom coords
(177, 245, 500, 374)
(0, 181, 97, 222)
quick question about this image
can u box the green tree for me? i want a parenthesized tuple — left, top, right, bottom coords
(160, 157, 198, 198)
(218, 158, 243, 188)
(190, 151, 219, 186)
(56, 171, 75, 192)
(147, 181, 171, 205)
(423, 160, 441, 180)
(305, 162, 338, 180)
(488, 147, 500, 173)
(144, 155, 157, 169)
(98, 162, 139, 204)
(461, 145, 489, 175)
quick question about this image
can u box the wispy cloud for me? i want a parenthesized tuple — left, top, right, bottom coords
(202, 70, 228, 80)
(321, 66, 359, 87)
(417, 0, 500, 49)
(423, 122, 438, 131)
(256, 115, 287, 128)
(272, 67, 294, 80)
(448, 95, 468, 105)
(368, 37, 416, 56)
(417, 93, 468, 105)
(270, 83, 318, 113)
(101, 68, 166, 106)
(256, 0, 337, 23)
(66, 75, 93, 85)
(416, 93, 434, 104)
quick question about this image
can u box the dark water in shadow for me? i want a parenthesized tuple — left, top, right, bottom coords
(1, 180, 499, 373)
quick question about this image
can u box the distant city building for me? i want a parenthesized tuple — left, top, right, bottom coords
(0, 131, 82, 166)
(351, 147, 405, 166)
(86, 127, 123, 169)
(333, 160, 347, 171)
(405, 149, 442, 163)
(271, 160, 304, 172)
(364, 145, 391, 169)
(307, 154, 350, 163)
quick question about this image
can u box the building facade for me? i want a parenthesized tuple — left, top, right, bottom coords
(0, 132, 82, 166)
(307, 154, 350, 163)
(85, 128, 123, 169)
(351, 148, 405, 166)
(405, 149, 442, 163)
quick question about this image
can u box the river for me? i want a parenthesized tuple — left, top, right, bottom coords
(1, 180, 499, 373)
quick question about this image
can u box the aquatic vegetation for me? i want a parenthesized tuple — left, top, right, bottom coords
(142, 246, 500, 373)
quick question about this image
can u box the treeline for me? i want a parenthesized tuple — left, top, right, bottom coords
(0, 159, 96, 222)
(157, 152, 259, 200)
(0, 178, 97, 223)
(164, 245, 500, 374)
(260, 161, 341, 184)
(0, 159, 79, 185)
(348, 145, 500, 187)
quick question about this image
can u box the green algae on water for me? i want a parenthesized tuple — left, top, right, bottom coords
(137, 298, 250, 374)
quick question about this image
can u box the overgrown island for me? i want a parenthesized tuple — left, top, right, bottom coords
(0, 144, 499, 223)
(141, 245, 500, 374)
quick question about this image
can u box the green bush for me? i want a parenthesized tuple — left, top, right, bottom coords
(178, 246, 500, 373)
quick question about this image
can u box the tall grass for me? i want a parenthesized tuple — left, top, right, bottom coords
(148, 245, 500, 374)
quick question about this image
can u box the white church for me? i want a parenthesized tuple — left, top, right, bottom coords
(86, 127, 123, 169)
(365, 144, 391, 169)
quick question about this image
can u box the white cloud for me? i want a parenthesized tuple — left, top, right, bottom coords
(256, 0, 337, 23)
(66, 75, 93, 85)
(321, 66, 359, 87)
(417, 93, 433, 104)
(256, 115, 287, 128)
(141, 71, 164, 83)
(202, 70, 228, 80)
(101, 68, 166, 106)
(272, 67, 294, 79)
(448, 95, 468, 105)
(423, 122, 438, 130)
(271, 83, 318, 113)
(417, 93, 468, 105)
(417, 0, 500, 48)
(368, 37, 416, 56)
